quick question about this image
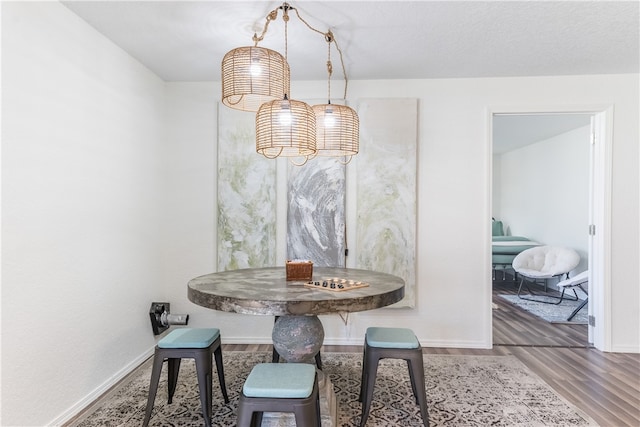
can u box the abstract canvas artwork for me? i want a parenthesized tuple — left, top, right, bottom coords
(286, 158, 346, 267)
(356, 98, 418, 307)
(217, 104, 277, 271)
(216, 98, 417, 304)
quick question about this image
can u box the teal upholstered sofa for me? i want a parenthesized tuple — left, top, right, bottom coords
(491, 219, 540, 277)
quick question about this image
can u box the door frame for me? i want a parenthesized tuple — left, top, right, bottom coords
(487, 105, 613, 351)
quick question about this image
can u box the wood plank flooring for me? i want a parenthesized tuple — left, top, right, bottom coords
(490, 278, 639, 426)
(492, 277, 589, 347)
(225, 279, 640, 426)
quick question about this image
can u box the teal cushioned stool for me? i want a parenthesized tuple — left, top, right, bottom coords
(237, 363, 320, 427)
(359, 327, 429, 427)
(143, 328, 229, 427)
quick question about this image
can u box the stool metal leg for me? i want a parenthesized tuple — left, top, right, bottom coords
(407, 353, 429, 427)
(194, 350, 213, 427)
(407, 359, 419, 403)
(235, 401, 253, 427)
(252, 411, 264, 427)
(236, 394, 270, 427)
(213, 345, 230, 403)
(143, 349, 165, 427)
(293, 387, 321, 426)
(360, 354, 379, 427)
(358, 339, 369, 403)
(166, 358, 181, 404)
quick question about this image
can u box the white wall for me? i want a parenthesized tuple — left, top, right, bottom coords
(167, 75, 639, 354)
(497, 125, 591, 276)
(2, 3, 166, 425)
(492, 154, 502, 217)
(2, 2, 639, 425)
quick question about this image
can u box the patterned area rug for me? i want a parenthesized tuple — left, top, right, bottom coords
(72, 352, 596, 427)
(498, 294, 588, 324)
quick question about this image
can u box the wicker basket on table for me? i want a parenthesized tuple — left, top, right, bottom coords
(286, 260, 313, 281)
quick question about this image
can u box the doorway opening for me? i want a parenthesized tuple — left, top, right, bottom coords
(490, 110, 606, 348)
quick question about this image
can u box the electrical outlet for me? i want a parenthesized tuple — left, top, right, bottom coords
(149, 302, 170, 335)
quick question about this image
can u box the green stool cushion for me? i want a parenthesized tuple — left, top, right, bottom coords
(243, 363, 316, 398)
(366, 327, 420, 349)
(158, 328, 220, 349)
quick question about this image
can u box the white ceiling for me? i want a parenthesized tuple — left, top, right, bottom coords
(61, 1, 636, 152)
(62, 1, 639, 82)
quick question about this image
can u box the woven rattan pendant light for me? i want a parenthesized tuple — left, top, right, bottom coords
(311, 31, 359, 163)
(312, 103, 359, 160)
(253, 4, 316, 164)
(221, 46, 290, 112)
(220, 2, 357, 165)
(256, 96, 317, 162)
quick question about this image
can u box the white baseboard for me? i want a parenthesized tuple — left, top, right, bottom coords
(421, 339, 493, 349)
(610, 345, 640, 354)
(221, 336, 365, 346)
(48, 345, 156, 426)
(221, 336, 492, 349)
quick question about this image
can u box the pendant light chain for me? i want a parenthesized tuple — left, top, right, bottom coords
(326, 34, 332, 103)
(252, 10, 278, 46)
(292, 8, 348, 100)
(284, 6, 289, 65)
(332, 37, 348, 100)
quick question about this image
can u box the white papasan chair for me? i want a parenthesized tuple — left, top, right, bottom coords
(512, 245, 581, 304)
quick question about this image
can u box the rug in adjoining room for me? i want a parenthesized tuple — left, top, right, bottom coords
(498, 294, 588, 324)
(72, 351, 597, 427)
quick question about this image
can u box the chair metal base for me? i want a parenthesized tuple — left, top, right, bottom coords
(567, 297, 588, 321)
(516, 276, 580, 305)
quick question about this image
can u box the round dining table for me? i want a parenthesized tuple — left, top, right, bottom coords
(187, 266, 405, 362)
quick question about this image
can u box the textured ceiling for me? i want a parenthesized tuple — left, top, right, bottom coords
(60, 1, 637, 152)
(62, 1, 639, 82)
